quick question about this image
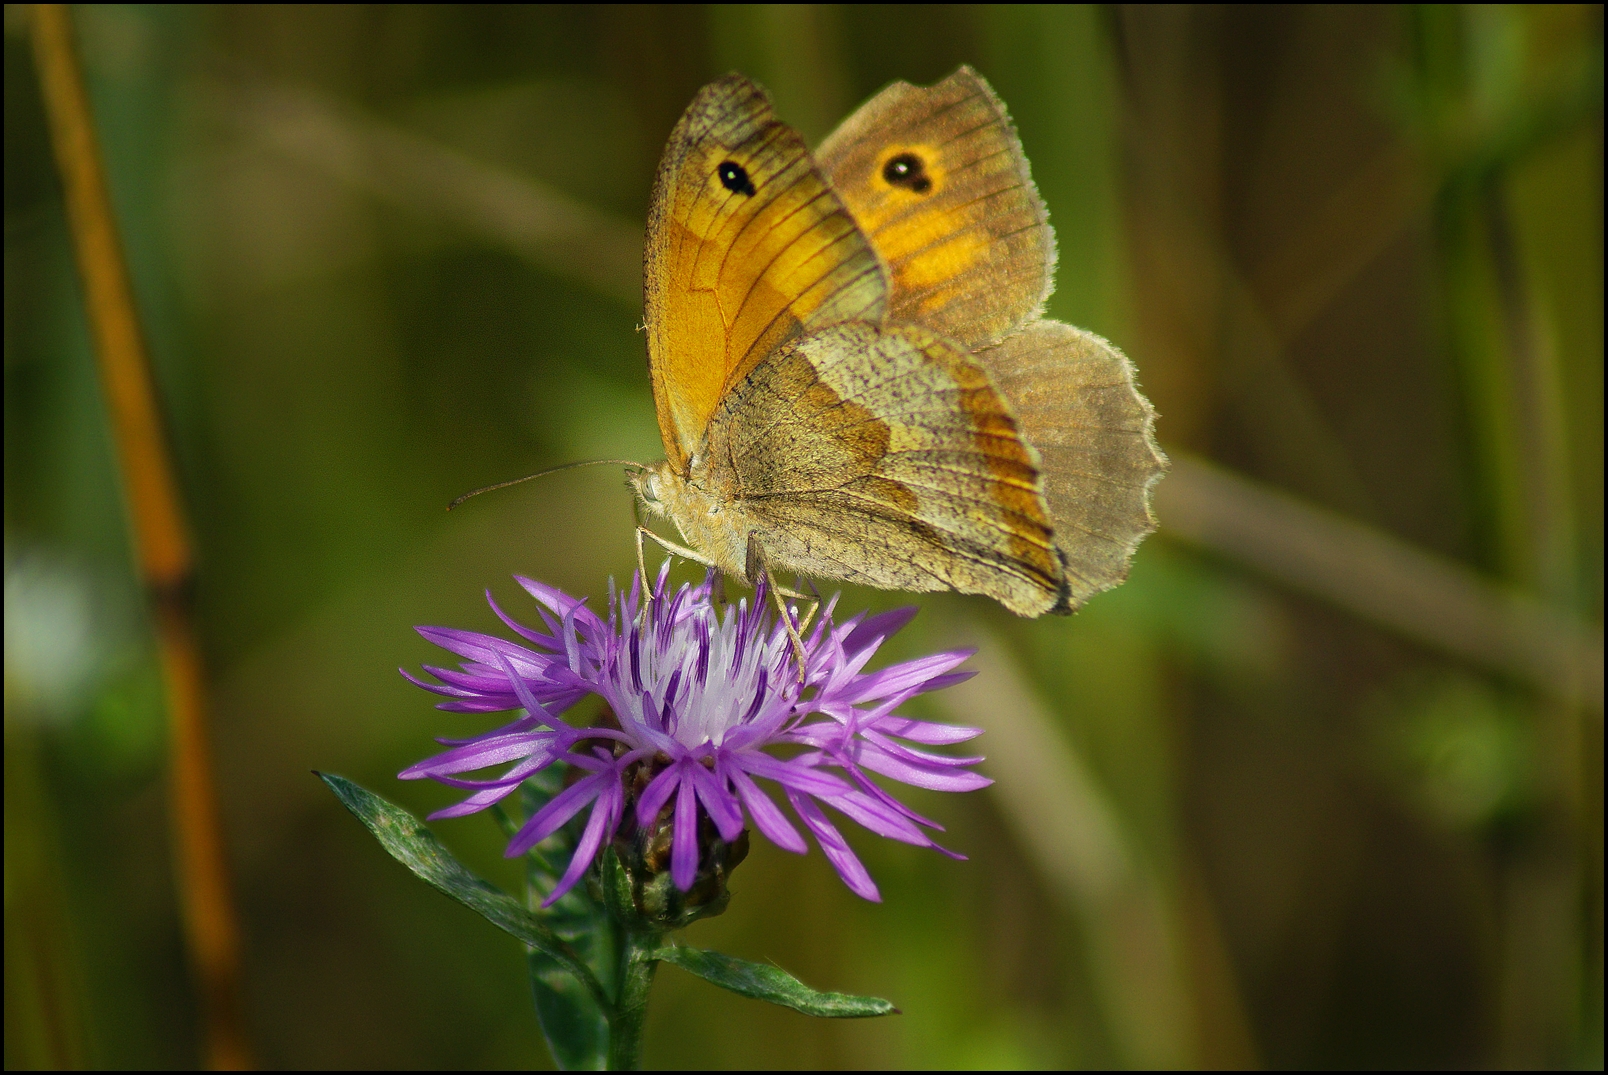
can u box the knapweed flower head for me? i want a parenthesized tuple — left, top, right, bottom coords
(400, 566, 989, 910)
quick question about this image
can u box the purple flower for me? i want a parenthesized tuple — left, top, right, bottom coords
(400, 567, 989, 906)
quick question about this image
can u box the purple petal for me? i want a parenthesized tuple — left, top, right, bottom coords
(635, 763, 680, 827)
(399, 665, 483, 701)
(804, 593, 842, 651)
(860, 728, 986, 770)
(845, 738, 994, 792)
(486, 590, 558, 650)
(916, 669, 977, 693)
(662, 668, 683, 725)
(695, 616, 711, 685)
(865, 715, 983, 745)
(731, 603, 749, 670)
(741, 667, 769, 724)
(816, 787, 929, 846)
(532, 601, 564, 644)
(415, 627, 555, 677)
(847, 649, 974, 702)
(492, 649, 557, 728)
(506, 770, 611, 857)
(818, 637, 881, 692)
(625, 571, 642, 618)
(542, 777, 622, 906)
(419, 751, 555, 790)
(400, 711, 543, 760)
(671, 776, 698, 891)
(629, 627, 643, 692)
(840, 606, 917, 657)
(515, 575, 593, 622)
(841, 762, 947, 833)
(400, 729, 552, 780)
(425, 778, 525, 819)
(689, 759, 745, 842)
(786, 790, 880, 901)
(726, 763, 806, 853)
(734, 751, 848, 798)
(559, 602, 583, 673)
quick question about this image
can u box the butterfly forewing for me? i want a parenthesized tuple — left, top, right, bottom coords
(816, 66, 1054, 350)
(645, 75, 888, 472)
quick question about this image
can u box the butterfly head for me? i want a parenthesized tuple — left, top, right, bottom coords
(630, 459, 676, 520)
(632, 457, 720, 520)
(631, 459, 753, 579)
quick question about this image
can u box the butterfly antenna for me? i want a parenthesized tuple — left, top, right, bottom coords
(448, 459, 644, 510)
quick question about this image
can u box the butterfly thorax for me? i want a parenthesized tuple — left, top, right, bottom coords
(632, 459, 753, 580)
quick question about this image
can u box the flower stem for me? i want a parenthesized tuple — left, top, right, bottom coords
(607, 931, 662, 1070)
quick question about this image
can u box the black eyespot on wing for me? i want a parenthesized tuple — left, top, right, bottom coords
(882, 152, 933, 194)
(717, 160, 756, 196)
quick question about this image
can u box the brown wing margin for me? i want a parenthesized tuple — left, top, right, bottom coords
(974, 319, 1168, 610)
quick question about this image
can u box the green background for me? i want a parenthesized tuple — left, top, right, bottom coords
(5, 5, 1601, 1068)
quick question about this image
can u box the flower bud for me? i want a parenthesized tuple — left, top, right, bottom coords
(607, 757, 749, 930)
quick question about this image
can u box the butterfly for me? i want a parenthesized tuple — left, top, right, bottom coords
(630, 66, 1166, 631)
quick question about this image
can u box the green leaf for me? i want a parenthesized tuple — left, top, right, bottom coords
(517, 772, 612, 1071)
(316, 772, 609, 1017)
(528, 948, 609, 1071)
(650, 946, 898, 1018)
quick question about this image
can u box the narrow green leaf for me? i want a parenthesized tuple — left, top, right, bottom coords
(529, 949, 609, 1070)
(517, 770, 612, 1071)
(651, 946, 897, 1018)
(316, 772, 608, 1013)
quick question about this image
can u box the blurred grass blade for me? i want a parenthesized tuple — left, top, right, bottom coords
(1158, 453, 1603, 712)
(650, 947, 896, 1018)
(30, 6, 249, 1067)
(316, 773, 610, 1013)
(935, 628, 1206, 1068)
(241, 83, 642, 306)
(4, 727, 89, 1068)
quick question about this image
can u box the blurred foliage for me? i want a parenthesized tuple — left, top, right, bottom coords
(4, 4, 1601, 1069)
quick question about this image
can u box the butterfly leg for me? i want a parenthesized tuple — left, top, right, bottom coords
(633, 525, 650, 608)
(763, 578, 820, 638)
(637, 526, 715, 568)
(636, 526, 721, 622)
(744, 533, 811, 681)
(787, 580, 822, 638)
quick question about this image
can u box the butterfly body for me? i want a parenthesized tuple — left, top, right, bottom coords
(633, 68, 1165, 616)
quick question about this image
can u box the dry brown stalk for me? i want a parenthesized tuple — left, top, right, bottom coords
(30, 5, 251, 1068)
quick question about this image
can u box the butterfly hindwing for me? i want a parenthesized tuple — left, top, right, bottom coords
(816, 66, 1054, 350)
(973, 319, 1168, 609)
(701, 321, 1064, 615)
(644, 75, 889, 472)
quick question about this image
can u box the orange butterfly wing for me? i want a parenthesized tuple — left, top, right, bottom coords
(644, 75, 889, 473)
(816, 66, 1054, 351)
